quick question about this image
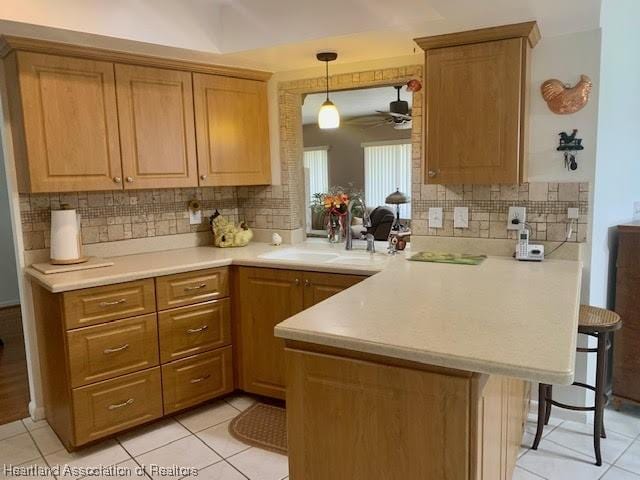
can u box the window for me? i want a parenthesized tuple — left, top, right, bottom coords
(303, 147, 329, 201)
(363, 141, 411, 219)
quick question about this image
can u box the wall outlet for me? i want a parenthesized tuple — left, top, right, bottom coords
(507, 206, 526, 230)
(428, 208, 443, 229)
(634, 201, 640, 221)
(189, 208, 202, 225)
(454, 207, 469, 228)
(567, 207, 579, 220)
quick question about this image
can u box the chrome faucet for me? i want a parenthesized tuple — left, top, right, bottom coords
(345, 197, 372, 251)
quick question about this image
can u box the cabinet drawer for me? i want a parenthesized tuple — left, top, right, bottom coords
(72, 367, 162, 446)
(63, 279, 156, 329)
(67, 313, 159, 388)
(155, 268, 229, 310)
(162, 347, 233, 414)
(158, 299, 231, 363)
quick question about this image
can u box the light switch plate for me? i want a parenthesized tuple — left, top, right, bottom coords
(429, 208, 443, 229)
(454, 207, 469, 228)
(189, 209, 202, 225)
(634, 201, 640, 221)
(507, 206, 526, 230)
(567, 207, 579, 220)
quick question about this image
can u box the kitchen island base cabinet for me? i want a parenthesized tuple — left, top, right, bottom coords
(285, 343, 528, 480)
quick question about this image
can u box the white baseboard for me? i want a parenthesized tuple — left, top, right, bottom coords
(28, 401, 45, 421)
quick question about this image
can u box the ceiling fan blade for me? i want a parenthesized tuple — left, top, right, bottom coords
(386, 111, 412, 120)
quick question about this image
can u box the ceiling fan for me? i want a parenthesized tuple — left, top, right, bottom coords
(347, 85, 413, 130)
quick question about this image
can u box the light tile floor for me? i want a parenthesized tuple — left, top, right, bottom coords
(2, 393, 640, 480)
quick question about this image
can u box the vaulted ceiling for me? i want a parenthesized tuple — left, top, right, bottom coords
(0, 0, 602, 71)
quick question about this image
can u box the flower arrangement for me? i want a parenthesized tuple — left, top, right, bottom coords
(309, 185, 362, 242)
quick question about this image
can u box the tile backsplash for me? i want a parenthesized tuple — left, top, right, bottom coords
(411, 182, 589, 242)
(19, 182, 588, 251)
(19, 188, 239, 250)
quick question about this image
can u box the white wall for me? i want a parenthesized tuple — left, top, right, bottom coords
(0, 138, 19, 306)
(590, 0, 640, 309)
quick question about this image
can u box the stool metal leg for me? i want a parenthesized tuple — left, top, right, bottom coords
(544, 385, 553, 425)
(593, 332, 607, 466)
(532, 383, 547, 450)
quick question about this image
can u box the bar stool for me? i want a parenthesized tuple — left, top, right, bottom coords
(532, 305, 622, 466)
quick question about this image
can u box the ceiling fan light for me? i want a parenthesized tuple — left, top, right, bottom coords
(318, 100, 340, 129)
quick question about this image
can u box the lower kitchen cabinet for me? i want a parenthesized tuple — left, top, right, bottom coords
(162, 347, 234, 414)
(236, 267, 366, 399)
(31, 265, 367, 450)
(285, 345, 528, 480)
(72, 367, 163, 446)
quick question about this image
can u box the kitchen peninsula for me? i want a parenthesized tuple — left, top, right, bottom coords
(275, 250, 582, 480)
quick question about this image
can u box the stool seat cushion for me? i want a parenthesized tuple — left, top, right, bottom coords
(579, 305, 622, 332)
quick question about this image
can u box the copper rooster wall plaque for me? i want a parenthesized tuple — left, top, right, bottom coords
(541, 74, 592, 114)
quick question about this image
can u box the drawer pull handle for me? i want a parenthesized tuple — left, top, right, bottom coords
(99, 298, 127, 307)
(108, 398, 134, 410)
(103, 343, 129, 354)
(190, 374, 211, 384)
(184, 283, 207, 292)
(186, 325, 209, 334)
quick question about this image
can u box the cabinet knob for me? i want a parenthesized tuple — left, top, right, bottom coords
(304, 279, 310, 287)
(428, 170, 437, 178)
(126, 176, 134, 183)
(113, 176, 122, 184)
(200, 174, 207, 181)
(294, 278, 300, 286)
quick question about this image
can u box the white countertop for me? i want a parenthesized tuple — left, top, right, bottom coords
(275, 254, 582, 385)
(26, 240, 582, 385)
(25, 240, 389, 293)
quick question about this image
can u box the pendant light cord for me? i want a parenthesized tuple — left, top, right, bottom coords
(325, 60, 329, 101)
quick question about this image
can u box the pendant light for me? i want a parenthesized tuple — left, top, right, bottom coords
(316, 51, 340, 129)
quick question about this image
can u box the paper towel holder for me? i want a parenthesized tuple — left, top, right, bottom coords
(50, 204, 88, 265)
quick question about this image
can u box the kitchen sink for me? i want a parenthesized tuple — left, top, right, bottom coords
(258, 248, 387, 266)
(258, 249, 341, 263)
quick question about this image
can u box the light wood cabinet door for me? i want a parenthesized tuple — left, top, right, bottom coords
(62, 279, 156, 330)
(302, 272, 366, 309)
(115, 64, 198, 189)
(8, 52, 122, 192)
(161, 347, 234, 414)
(155, 268, 229, 311)
(425, 38, 524, 184)
(67, 313, 159, 387)
(193, 74, 271, 186)
(237, 267, 303, 399)
(72, 367, 162, 446)
(158, 299, 231, 363)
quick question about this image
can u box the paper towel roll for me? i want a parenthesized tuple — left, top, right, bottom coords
(50, 209, 85, 264)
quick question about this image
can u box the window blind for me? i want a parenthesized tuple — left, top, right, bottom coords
(364, 142, 411, 219)
(303, 147, 329, 201)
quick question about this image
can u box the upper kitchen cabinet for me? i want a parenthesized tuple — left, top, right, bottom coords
(115, 64, 198, 189)
(0, 37, 272, 193)
(193, 74, 271, 186)
(415, 22, 540, 185)
(4, 51, 123, 192)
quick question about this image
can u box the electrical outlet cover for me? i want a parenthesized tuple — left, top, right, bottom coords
(453, 207, 469, 228)
(567, 207, 579, 220)
(507, 206, 526, 230)
(428, 208, 443, 229)
(189, 209, 202, 225)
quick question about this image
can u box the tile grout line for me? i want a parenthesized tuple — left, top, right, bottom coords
(114, 438, 152, 480)
(515, 464, 549, 479)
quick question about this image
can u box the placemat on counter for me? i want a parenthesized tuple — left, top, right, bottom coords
(408, 251, 487, 265)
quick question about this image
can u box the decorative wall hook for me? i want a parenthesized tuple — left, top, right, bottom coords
(557, 129, 584, 171)
(541, 74, 592, 114)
